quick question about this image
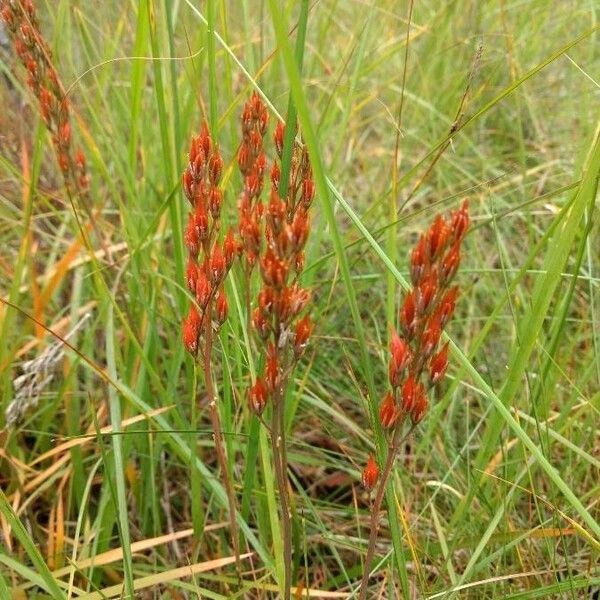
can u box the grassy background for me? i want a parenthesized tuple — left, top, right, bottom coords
(0, 0, 599, 597)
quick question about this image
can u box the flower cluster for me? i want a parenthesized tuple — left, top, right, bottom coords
(238, 92, 269, 271)
(2, 0, 89, 192)
(248, 121, 316, 415)
(182, 123, 236, 354)
(362, 200, 470, 488)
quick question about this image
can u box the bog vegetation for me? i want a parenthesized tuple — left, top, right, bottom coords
(0, 1, 599, 599)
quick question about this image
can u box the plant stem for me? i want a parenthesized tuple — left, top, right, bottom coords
(204, 298, 242, 579)
(358, 423, 416, 600)
(271, 381, 292, 599)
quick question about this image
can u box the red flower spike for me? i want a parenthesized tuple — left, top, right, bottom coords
(216, 289, 228, 324)
(362, 456, 379, 491)
(451, 199, 470, 242)
(209, 242, 226, 284)
(249, 378, 269, 416)
(294, 315, 313, 358)
(401, 375, 417, 413)
(379, 392, 399, 429)
(195, 269, 211, 307)
(224, 227, 237, 268)
(426, 214, 449, 260)
(430, 342, 449, 385)
(410, 235, 428, 285)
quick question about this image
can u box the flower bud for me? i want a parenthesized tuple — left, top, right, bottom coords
(410, 235, 427, 286)
(294, 315, 313, 357)
(186, 257, 198, 293)
(426, 214, 449, 260)
(429, 342, 449, 385)
(274, 121, 285, 156)
(184, 214, 199, 257)
(195, 268, 211, 307)
(249, 377, 268, 416)
(209, 242, 226, 284)
(400, 291, 417, 339)
(224, 227, 237, 268)
(401, 375, 417, 413)
(421, 317, 441, 357)
(451, 199, 470, 242)
(182, 305, 201, 355)
(362, 455, 379, 491)
(411, 387, 429, 424)
(379, 392, 399, 429)
(209, 187, 222, 218)
(216, 289, 228, 324)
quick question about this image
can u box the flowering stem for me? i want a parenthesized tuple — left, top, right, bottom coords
(203, 299, 241, 579)
(271, 381, 292, 599)
(358, 423, 416, 600)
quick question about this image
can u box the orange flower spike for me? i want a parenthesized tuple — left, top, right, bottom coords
(249, 377, 269, 416)
(379, 392, 399, 429)
(429, 342, 449, 385)
(362, 456, 379, 491)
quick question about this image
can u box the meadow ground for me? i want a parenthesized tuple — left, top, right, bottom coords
(0, 1, 599, 598)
